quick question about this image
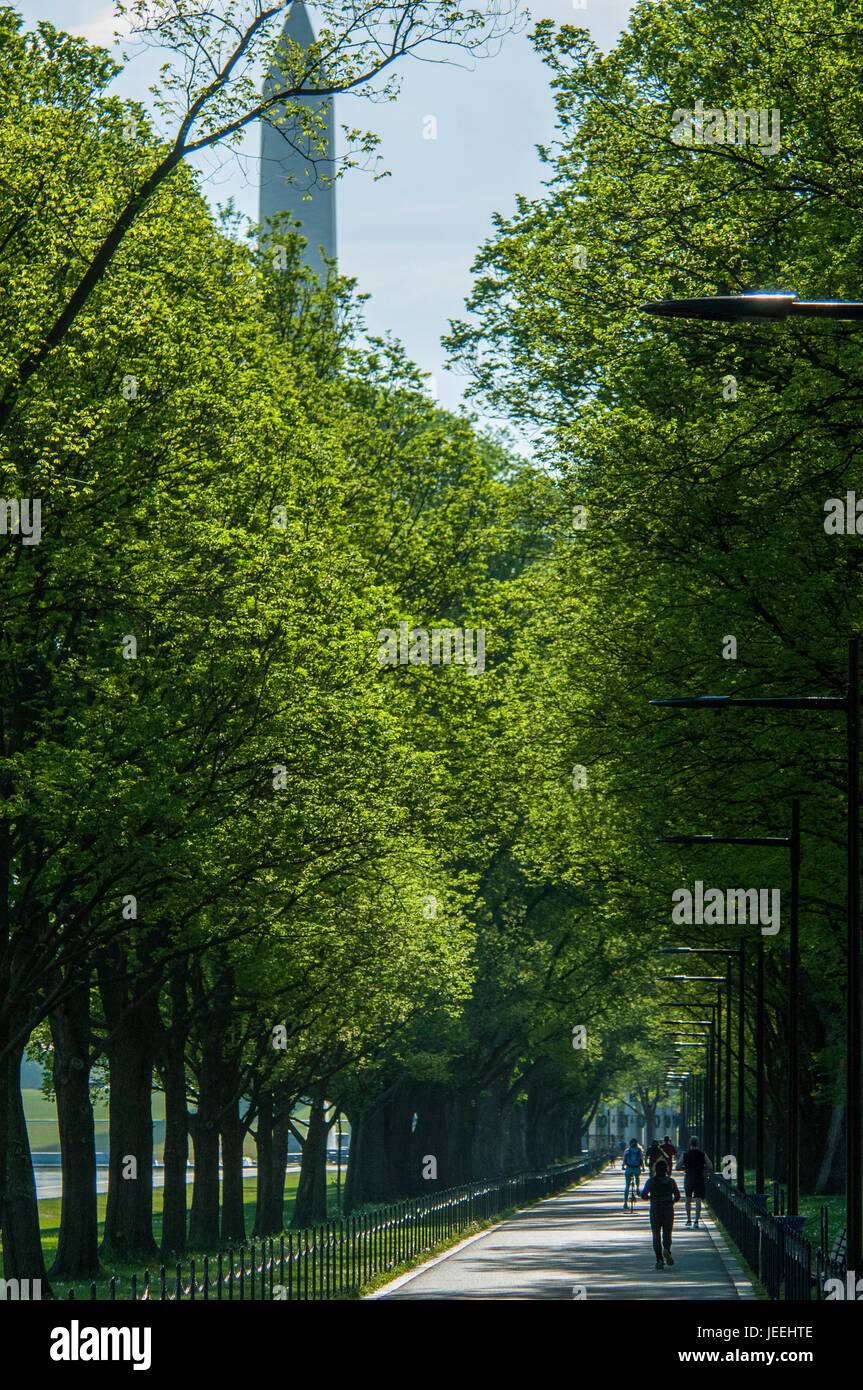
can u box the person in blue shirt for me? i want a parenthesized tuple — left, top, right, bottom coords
(622, 1139, 644, 1207)
(640, 1158, 681, 1269)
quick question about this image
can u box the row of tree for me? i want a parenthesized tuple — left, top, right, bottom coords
(8, 0, 853, 1293)
(0, 5, 649, 1291)
(446, 0, 863, 1198)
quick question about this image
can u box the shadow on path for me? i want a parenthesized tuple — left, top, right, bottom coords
(377, 1165, 744, 1300)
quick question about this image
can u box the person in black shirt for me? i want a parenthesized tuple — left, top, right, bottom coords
(676, 1136, 712, 1228)
(640, 1158, 681, 1269)
(645, 1139, 664, 1172)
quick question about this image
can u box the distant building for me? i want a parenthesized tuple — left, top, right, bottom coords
(585, 1094, 681, 1150)
(259, 0, 337, 280)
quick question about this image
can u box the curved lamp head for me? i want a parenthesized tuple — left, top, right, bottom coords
(642, 293, 863, 322)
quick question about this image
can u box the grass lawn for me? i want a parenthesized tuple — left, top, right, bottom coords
(23, 1172, 344, 1300)
(741, 1168, 845, 1240)
(25, 1155, 607, 1300)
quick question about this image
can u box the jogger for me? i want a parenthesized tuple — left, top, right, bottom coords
(676, 1135, 711, 1229)
(640, 1159, 681, 1269)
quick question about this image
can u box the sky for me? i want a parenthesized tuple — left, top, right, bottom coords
(17, 0, 635, 427)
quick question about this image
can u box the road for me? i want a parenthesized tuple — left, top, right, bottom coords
(34, 1162, 345, 1201)
(371, 1164, 757, 1300)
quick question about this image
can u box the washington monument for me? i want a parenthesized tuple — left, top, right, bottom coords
(259, 1, 337, 280)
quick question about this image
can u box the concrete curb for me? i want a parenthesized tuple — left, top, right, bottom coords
(363, 1226, 502, 1299)
(700, 1210, 759, 1299)
(365, 1168, 608, 1300)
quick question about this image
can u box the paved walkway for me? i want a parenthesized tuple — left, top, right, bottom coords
(372, 1165, 756, 1300)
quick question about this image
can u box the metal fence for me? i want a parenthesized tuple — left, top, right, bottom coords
(706, 1174, 844, 1300)
(705, 1174, 764, 1277)
(67, 1149, 614, 1301)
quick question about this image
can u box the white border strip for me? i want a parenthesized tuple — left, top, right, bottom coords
(363, 1224, 506, 1299)
(701, 1210, 758, 1299)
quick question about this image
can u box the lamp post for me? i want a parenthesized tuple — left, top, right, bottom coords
(664, 1036, 706, 1145)
(667, 1072, 691, 1143)
(643, 291, 861, 1261)
(663, 1071, 690, 1147)
(663, 974, 728, 1158)
(642, 293, 863, 322)
(659, 948, 745, 1188)
(651, 677, 854, 1220)
(657, 804, 801, 1207)
(668, 1028, 709, 1141)
(666, 1002, 717, 1152)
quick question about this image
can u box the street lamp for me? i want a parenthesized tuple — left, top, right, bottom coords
(663, 976, 729, 1157)
(666, 1070, 694, 1143)
(642, 293, 863, 322)
(657, 807, 800, 1207)
(665, 1005, 715, 1145)
(650, 665, 858, 1252)
(659, 948, 745, 1186)
(663, 1040, 705, 1140)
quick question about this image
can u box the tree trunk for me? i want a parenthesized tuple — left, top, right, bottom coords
(50, 981, 99, 1278)
(188, 1036, 222, 1251)
(158, 1037, 188, 1258)
(412, 1086, 447, 1192)
(254, 1092, 274, 1236)
(220, 1098, 246, 1245)
(502, 1101, 528, 1172)
(291, 1086, 327, 1227)
(270, 1101, 292, 1233)
(101, 1021, 156, 1259)
(815, 1104, 845, 1195)
(2, 1035, 50, 1288)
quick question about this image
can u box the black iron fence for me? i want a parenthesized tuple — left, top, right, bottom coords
(706, 1174, 763, 1278)
(67, 1149, 614, 1301)
(706, 1174, 844, 1300)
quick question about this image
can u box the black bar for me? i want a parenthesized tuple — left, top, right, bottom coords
(757, 937, 766, 1195)
(725, 969, 732, 1159)
(738, 939, 745, 1192)
(788, 798, 801, 1215)
(848, 637, 861, 1267)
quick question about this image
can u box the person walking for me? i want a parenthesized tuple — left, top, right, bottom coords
(640, 1158, 681, 1269)
(622, 1138, 644, 1206)
(660, 1135, 677, 1164)
(645, 1138, 663, 1172)
(676, 1135, 711, 1228)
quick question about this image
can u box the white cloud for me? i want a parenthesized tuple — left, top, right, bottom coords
(71, 5, 134, 48)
